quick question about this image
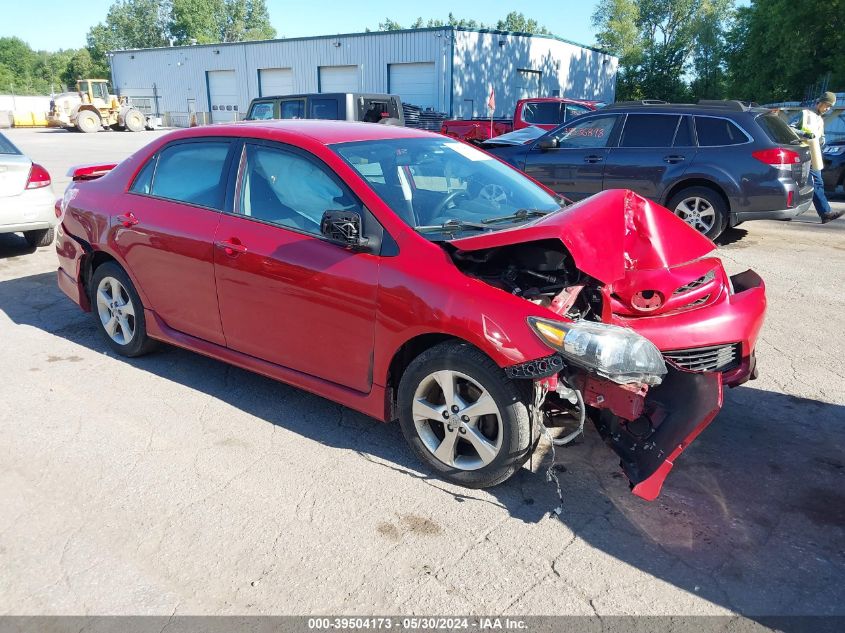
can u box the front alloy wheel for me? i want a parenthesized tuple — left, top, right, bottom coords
(412, 370, 503, 470)
(397, 342, 533, 488)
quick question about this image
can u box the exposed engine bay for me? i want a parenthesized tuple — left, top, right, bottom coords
(447, 239, 605, 322)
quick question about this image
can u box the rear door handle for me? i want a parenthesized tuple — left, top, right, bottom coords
(583, 155, 603, 163)
(116, 212, 138, 227)
(214, 239, 248, 256)
(663, 155, 686, 164)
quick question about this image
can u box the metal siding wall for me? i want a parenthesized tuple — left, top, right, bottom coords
(452, 31, 618, 118)
(112, 29, 454, 117)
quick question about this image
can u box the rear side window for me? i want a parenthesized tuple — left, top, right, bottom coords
(695, 117, 749, 146)
(564, 104, 591, 121)
(280, 100, 305, 119)
(0, 133, 21, 154)
(149, 141, 230, 209)
(310, 98, 338, 120)
(523, 102, 562, 125)
(757, 114, 800, 145)
(620, 114, 681, 148)
(248, 102, 274, 120)
(130, 156, 157, 194)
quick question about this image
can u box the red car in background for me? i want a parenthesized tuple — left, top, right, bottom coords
(440, 97, 599, 144)
(55, 121, 765, 500)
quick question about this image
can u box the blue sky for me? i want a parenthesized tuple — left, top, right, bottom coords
(3, 0, 602, 52)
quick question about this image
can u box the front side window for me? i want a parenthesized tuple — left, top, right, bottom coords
(333, 138, 561, 231)
(551, 115, 618, 148)
(238, 144, 360, 234)
(695, 116, 749, 146)
(280, 99, 305, 119)
(248, 101, 274, 120)
(148, 141, 231, 209)
(309, 98, 338, 120)
(522, 102, 562, 125)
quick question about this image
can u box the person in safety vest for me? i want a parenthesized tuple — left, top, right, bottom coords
(791, 91, 841, 223)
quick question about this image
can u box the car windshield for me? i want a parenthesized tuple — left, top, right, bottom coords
(482, 125, 547, 146)
(332, 138, 561, 234)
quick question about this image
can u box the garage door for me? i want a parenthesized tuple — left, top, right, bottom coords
(517, 69, 541, 100)
(259, 68, 294, 97)
(207, 70, 238, 123)
(389, 62, 436, 109)
(319, 66, 359, 93)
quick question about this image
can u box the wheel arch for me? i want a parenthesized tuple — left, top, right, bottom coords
(663, 178, 731, 214)
(385, 333, 490, 421)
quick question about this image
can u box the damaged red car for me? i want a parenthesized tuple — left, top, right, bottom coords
(55, 121, 766, 500)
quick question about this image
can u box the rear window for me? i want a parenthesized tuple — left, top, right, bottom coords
(695, 117, 749, 146)
(620, 114, 680, 148)
(757, 113, 801, 145)
(523, 102, 562, 125)
(358, 97, 400, 122)
(0, 133, 21, 155)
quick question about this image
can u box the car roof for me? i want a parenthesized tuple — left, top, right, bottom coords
(251, 93, 398, 101)
(164, 119, 437, 145)
(601, 102, 768, 117)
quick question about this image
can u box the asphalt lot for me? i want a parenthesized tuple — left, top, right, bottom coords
(1, 127, 844, 622)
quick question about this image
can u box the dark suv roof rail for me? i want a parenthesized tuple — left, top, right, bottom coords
(696, 99, 759, 111)
(608, 100, 669, 107)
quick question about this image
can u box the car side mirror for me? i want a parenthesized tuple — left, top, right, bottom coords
(320, 210, 370, 251)
(536, 138, 559, 151)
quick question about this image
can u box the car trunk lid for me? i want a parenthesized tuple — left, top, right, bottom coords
(0, 154, 33, 198)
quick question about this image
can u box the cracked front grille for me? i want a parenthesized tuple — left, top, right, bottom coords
(663, 343, 741, 373)
(674, 270, 716, 295)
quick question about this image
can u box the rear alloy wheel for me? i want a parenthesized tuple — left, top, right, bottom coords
(124, 108, 145, 132)
(397, 342, 532, 488)
(23, 228, 54, 248)
(668, 186, 727, 240)
(90, 262, 156, 357)
(76, 110, 101, 133)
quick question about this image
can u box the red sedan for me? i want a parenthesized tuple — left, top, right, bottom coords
(55, 121, 766, 500)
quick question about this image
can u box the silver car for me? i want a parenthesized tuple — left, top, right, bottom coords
(0, 132, 56, 248)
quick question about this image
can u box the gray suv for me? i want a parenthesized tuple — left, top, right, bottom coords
(485, 101, 813, 239)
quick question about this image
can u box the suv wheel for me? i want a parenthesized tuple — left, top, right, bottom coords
(397, 342, 533, 489)
(668, 186, 727, 240)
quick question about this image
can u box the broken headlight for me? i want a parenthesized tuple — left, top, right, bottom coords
(527, 317, 667, 386)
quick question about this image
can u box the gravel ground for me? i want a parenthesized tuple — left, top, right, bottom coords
(1, 128, 843, 623)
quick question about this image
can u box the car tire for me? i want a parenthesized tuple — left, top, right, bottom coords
(124, 108, 145, 132)
(667, 186, 727, 240)
(397, 341, 533, 489)
(76, 110, 101, 133)
(23, 228, 54, 248)
(90, 262, 156, 357)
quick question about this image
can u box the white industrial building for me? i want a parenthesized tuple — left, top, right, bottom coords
(109, 27, 617, 124)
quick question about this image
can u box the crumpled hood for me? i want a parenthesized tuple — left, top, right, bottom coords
(450, 189, 716, 284)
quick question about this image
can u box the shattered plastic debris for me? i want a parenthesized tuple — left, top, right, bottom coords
(532, 381, 564, 517)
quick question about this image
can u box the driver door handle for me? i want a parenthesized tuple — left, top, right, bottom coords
(583, 155, 603, 163)
(214, 239, 248, 257)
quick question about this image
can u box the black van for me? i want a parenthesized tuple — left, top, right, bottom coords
(245, 93, 404, 125)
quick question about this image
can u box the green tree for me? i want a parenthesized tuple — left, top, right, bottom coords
(593, 0, 734, 101)
(222, 0, 276, 42)
(495, 12, 551, 34)
(725, 0, 844, 103)
(171, 0, 226, 44)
